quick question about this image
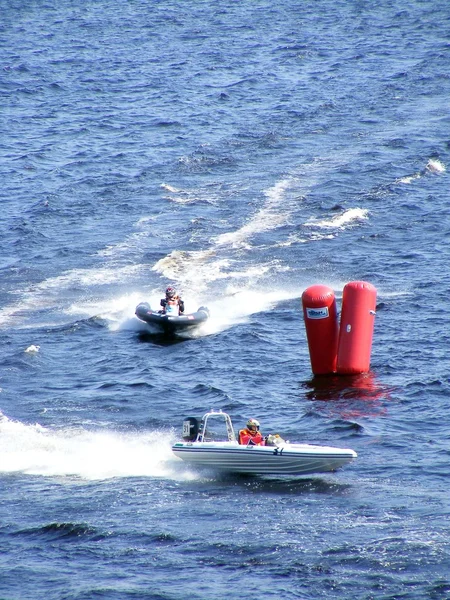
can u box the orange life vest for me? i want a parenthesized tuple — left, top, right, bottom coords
(238, 428, 265, 446)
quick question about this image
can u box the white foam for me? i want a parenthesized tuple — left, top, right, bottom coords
(1, 161, 404, 333)
(37, 264, 143, 289)
(197, 287, 302, 335)
(151, 249, 288, 297)
(160, 183, 179, 193)
(213, 178, 293, 249)
(152, 249, 219, 287)
(68, 292, 144, 322)
(96, 231, 151, 258)
(396, 158, 445, 185)
(0, 265, 146, 328)
(24, 344, 40, 353)
(426, 159, 445, 174)
(105, 284, 304, 337)
(160, 182, 220, 206)
(0, 412, 194, 481)
(396, 173, 422, 184)
(305, 208, 369, 229)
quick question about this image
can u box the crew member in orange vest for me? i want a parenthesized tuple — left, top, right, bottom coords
(238, 418, 265, 446)
(160, 286, 185, 315)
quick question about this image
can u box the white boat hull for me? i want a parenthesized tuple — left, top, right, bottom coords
(172, 442, 357, 476)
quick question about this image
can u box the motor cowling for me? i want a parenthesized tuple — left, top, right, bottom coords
(182, 417, 199, 441)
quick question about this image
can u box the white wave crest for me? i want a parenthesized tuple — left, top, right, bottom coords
(426, 159, 445, 174)
(24, 344, 40, 353)
(305, 208, 369, 229)
(160, 183, 179, 193)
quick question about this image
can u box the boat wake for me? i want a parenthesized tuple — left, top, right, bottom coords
(0, 412, 197, 482)
(1, 156, 438, 332)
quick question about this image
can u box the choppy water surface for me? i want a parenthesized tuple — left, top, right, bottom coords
(1, 1, 450, 598)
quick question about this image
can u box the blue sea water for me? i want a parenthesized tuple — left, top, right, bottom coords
(1, 0, 450, 598)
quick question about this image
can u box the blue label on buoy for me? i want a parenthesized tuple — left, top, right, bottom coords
(306, 307, 329, 319)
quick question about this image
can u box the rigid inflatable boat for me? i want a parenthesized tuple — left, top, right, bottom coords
(135, 302, 209, 334)
(172, 410, 357, 476)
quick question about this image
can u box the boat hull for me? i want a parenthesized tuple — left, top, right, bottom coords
(172, 442, 357, 476)
(135, 302, 209, 333)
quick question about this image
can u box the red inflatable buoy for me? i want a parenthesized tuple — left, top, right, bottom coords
(336, 281, 377, 374)
(302, 285, 339, 375)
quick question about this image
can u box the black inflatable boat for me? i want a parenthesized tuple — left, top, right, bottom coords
(135, 302, 210, 334)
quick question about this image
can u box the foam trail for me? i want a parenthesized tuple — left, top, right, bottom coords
(113, 284, 304, 337)
(197, 287, 302, 336)
(0, 413, 195, 481)
(68, 292, 145, 327)
(213, 178, 293, 249)
(0, 264, 145, 328)
(152, 177, 299, 290)
(152, 249, 219, 291)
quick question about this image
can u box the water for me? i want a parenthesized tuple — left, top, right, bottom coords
(1, 0, 450, 598)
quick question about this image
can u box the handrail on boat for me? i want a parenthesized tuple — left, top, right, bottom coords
(196, 410, 237, 443)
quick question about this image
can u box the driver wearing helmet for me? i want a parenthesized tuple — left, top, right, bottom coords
(238, 418, 265, 446)
(160, 286, 185, 315)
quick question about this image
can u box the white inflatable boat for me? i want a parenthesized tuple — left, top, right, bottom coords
(172, 410, 357, 476)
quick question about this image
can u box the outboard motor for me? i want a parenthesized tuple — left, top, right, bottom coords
(182, 417, 199, 441)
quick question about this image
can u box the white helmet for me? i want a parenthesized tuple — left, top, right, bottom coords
(247, 418, 260, 431)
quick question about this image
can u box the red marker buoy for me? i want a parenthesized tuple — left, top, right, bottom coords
(302, 285, 339, 375)
(336, 281, 377, 374)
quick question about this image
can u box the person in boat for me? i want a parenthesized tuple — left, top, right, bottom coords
(160, 286, 185, 315)
(238, 418, 265, 446)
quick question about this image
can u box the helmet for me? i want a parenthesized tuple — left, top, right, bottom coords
(165, 286, 176, 299)
(247, 418, 260, 431)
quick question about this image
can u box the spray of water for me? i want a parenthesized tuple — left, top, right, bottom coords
(0, 412, 196, 481)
